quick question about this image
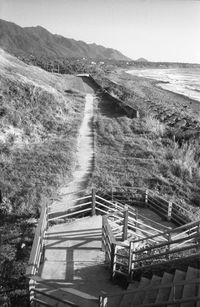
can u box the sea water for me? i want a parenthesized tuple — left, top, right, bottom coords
(127, 68, 200, 103)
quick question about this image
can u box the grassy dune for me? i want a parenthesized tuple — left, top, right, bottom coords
(0, 49, 85, 299)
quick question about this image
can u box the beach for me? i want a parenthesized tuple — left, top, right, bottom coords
(127, 67, 200, 104)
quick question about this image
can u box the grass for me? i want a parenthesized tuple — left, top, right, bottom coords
(144, 115, 165, 136)
(0, 51, 85, 301)
(93, 81, 200, 221)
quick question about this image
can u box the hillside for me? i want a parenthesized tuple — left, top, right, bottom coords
(0, 19, 130, 61)
(0, 48, 87, 298)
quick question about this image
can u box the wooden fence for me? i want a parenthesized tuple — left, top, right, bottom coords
(100, 186, 196, 226)
(102, 213, 200, 279)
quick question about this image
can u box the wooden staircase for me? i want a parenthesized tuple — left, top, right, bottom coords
(26, 191, 200, 307)
(118, 266, 200, 307)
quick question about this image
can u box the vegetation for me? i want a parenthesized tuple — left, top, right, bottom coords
(93, 75, 200, 220)
(0, 51, 85, 304)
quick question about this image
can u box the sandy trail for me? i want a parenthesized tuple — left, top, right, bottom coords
(50, 93, 94, 214)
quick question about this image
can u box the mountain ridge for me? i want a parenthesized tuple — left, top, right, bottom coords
(0, 19, 131, 61)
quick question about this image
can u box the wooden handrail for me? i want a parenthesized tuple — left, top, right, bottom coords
(26, 202, 47, 276)
(131, 232, 199, 256)
(48, 207, 92, 221)
(148, 190, 194, 216)
(49, 201, 92, 216)
(130, 219, 200, 245)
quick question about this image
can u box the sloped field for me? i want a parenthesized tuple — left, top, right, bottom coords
(0, 49, 85, 298)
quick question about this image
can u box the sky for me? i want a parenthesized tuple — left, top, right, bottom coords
(0, 0, 200, 63)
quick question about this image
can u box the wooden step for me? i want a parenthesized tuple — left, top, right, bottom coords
(167, 269, 186, 307)
(156, 272, 174, 303)
(180, 267, 200, 307)
(130, 277, 151, 306)
(142, 275, 162, 304)
(119, 281, 139, 307)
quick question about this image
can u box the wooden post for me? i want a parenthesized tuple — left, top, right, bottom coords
(128, 242, 132, 278)
(167, 201, 172, 221)
(111, 186, 113, 202)
(167, 231, 172, 260)
(111, 243, 116, 281)
(122, 206, 128, 241)
(99, 292, 107, 307)
(196, 224, 200, 252)
(128, 241, 135, 280)
(145, 189, 149, 207)
(46, 202, 49, 231)
(135, 208, 138, 229)
(102, 216, 105, 252)
(92, 188, 96, 216)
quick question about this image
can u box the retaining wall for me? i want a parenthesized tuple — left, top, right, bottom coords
(78, 74, 139, 119)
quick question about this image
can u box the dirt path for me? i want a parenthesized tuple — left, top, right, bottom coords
(50, 93, 94, 214)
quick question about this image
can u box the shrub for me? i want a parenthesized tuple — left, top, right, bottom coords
(171, 142, 199, 178)
(144, 115, 165, 136)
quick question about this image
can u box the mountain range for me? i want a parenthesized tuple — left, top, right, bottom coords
(0, 19, 131, 61)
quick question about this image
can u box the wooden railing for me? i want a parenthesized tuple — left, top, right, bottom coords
(26, 188, 199, 306)
(129, 219, 200, 272)
(48, 193, 93, 221)
(96, 194, 168, 243)
(146, 189, 194, 225)
(99, 278, 200, 307)
(101, 206, 200, 282)
(26, 200, 49, 297)
(101, 186, 197, 225)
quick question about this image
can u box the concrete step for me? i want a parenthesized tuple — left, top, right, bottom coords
(167, 269, 186, 307)
(156, 272, 174, 303)
(119, 281, 139, 307)
(180, 267, 200, 307)
(130, 277, 151, 306)
(142, 275, 162, 304)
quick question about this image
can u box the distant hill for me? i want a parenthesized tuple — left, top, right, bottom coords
(136, 57, 148, 62)
(0, 19, 131, 61)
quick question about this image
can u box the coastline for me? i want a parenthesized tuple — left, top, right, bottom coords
(121, 70, 200, 120)
(126, 69, 200, 103)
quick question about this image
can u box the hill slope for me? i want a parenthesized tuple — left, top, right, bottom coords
(0, 19, 130, 61)
(0, 48, 89, 297)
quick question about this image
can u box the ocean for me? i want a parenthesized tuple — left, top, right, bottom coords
(127, 68, 200, 103)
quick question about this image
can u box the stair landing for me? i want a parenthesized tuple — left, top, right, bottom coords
(38, 216, 122, 306)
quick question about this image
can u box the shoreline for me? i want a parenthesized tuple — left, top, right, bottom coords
(121, 70, 200, 119)
(126, 69, 200, 106)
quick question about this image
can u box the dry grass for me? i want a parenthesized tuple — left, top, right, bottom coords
(167, 142, 199, 179)
(0, 50, 86, 294)
(144, 115, 165, 136)
(93, 93, 200, 218)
